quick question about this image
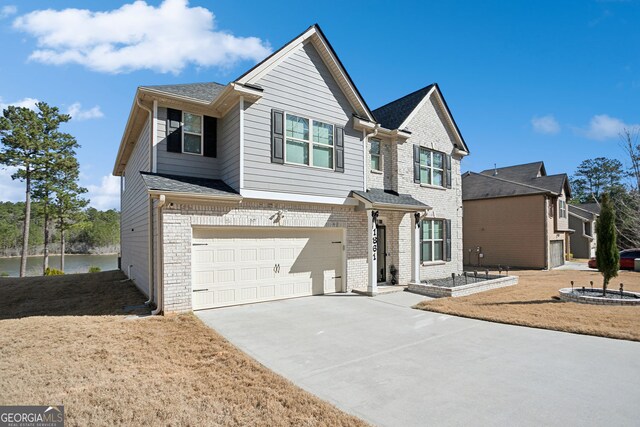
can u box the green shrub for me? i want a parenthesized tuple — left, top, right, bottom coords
(0, 272, 9, 277)
(44, 267, 64, 276)
(88, 266, 101, 273)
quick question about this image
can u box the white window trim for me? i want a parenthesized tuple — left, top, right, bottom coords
(420, 219, 444, 263)
(419, 148, 445, 187)
(370, 138, 382, 172)
(284, 112, 335, 170)
(182, 112, 203, 156)
(559, 200, 567, 218)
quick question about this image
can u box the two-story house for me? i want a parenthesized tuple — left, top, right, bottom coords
(462, 161, 572, 269)
(113, 24, 470, 313)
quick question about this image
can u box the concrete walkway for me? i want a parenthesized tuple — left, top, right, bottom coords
(197, 292, 640, 427)
(554, 261, 597, 271)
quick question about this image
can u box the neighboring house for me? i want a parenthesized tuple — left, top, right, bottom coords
(568, 203, 599, 259)
(113, 24, 470, 313)
(462, 161, 571, 269)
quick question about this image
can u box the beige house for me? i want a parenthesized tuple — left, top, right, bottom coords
(462, 162, 571, 269)
(568, 203, 599, 259)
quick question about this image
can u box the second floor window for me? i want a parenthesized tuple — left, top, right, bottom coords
(421, 219, 444, 262)
(285, 113, 334, 169)
(420, 148, 444, 186)
(370, 138, 381, 171)
(558, 200, 567, 218)
(183, 112, 203, 155)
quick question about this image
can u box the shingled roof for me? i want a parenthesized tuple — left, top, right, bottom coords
(140, 82, 227, 102)
(351, 188, 430, 210)
(140, 172, 240, 198)
(464, 161, 571, 201)
(372, 84, 435, 130)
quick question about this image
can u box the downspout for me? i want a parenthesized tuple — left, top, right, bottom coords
(136, 97, 156, 306)
(543, 196, 549, 270)
(363, 124, 380, 191)
(151, 195, 166, 315)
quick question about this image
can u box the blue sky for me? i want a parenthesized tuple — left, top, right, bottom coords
(0, 0, 638, 209)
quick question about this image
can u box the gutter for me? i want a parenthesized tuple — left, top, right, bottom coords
(151, 194, 166, 316)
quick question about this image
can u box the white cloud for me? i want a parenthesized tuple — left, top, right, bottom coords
(579, 114, 640, 140)
(0, 97, 39, 111)
(67, 102, 104, 120)
(0, 5, 17, 19)
(86, 175, 120, 210)
(0, 167, 25, 203)
(531, 115, 560, 135)
(12, 0, 272, 74)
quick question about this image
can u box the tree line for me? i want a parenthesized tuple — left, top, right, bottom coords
(0, 102, 102, 276)
(0, 202, 119, 257)
(570, 129, 640, 250)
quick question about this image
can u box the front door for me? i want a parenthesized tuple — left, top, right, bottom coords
(377, 225, 386, 283)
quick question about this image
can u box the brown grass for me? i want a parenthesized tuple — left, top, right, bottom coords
(0, 271, 367, 426)
(415, 269, 640, 341)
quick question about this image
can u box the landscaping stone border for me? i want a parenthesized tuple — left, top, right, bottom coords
(407, 275, 519, 298)
(558, 288, 640, 306)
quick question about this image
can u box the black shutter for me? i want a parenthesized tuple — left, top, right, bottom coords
(445, 219, 452, 262)
(335, 126, 344, 172)
(271, 109, 284, 164)
(166, 108, 182, 153)
(203, 116, 217, 158)
(413, 145, 421, 183)
(445, 154, 452, 189)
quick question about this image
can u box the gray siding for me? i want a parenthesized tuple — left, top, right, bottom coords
(243, 42, 364, 197)
(156, 107, 221, 180)
(220, 103, 240, 191)
(121, 117, 151, 295)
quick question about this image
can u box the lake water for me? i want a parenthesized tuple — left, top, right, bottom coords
(0, 254, 119, 277)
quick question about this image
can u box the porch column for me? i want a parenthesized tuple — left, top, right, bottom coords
(367, 209, 379, 295)
(411, 212, 420, 284)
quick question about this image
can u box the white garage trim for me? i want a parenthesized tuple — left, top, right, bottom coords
(191, 227, 346, 310)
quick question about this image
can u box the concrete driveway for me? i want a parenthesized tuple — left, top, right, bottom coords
(197, 292, 640, 427)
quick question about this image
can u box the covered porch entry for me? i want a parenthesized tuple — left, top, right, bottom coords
(351, 189, 431, 295)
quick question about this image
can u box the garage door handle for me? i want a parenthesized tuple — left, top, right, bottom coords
(274, 263, 281, 273)
(193, 289, 209, 292)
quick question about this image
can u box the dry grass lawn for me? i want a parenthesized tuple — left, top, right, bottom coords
(0, 271, 367, 426)
(415, 269, 640, 341)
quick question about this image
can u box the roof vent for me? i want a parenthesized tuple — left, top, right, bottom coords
(493, 163, 498, 176)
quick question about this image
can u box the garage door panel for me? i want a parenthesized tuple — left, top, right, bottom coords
(192, 227, 344, 309)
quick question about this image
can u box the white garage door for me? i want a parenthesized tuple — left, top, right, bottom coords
(192, 227, 344, 310)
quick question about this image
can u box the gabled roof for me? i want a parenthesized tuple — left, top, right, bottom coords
(568, 204, 597, 220)
(351, 188, 430, 211)
(477, 161, 571, 199)
(372, 84, 435, 130)
(235, 23, 375, 122)
(577, 202, 601, 215)
(462, 172, 557, 201)
(139, 82, 226, 102)
(140, 172, 240, 199)
(372, 83, 469, 153)
(481, 162, 546, 182)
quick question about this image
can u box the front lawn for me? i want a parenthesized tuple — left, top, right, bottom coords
(415, 269, 640, 341)
(0, 271, 367, 426)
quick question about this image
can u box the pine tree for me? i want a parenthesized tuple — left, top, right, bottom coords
(30, 103, 76, 274)
(0, 106, 45, 277)
(595, 193, 619, 295)
(52, 157, 88, 271)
